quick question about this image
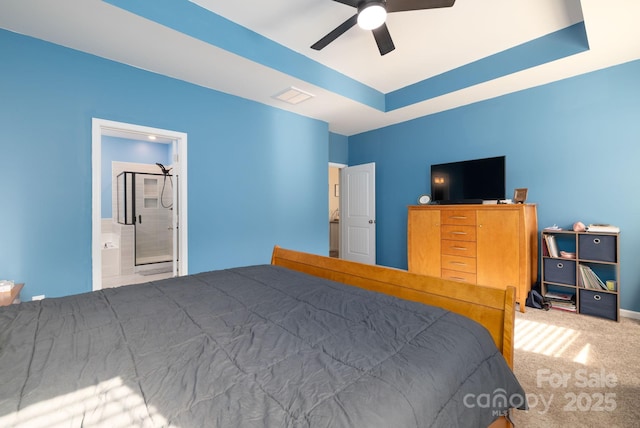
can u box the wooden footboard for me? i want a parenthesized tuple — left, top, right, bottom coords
(271, 246, 516, 369)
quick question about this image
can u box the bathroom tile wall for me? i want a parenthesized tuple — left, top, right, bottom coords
(116, 222, 135, 276)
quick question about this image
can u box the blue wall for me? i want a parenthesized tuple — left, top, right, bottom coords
(329, 132, 349, 164)
(101, 136, 172, 218)
(0, 29, 329, 301)
(349, 60, 640, 313)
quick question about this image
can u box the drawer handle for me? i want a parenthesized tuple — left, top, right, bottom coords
(449, 216, 468, 220)
(450, 277, 466, 281)
(556, 262, 564, 269)
(451, 231, 467, 235)
(593, 294, 601, 301)
(450, 261, 467, 266)
(452, 246, 468, 250)
(593, 238, 601, 245)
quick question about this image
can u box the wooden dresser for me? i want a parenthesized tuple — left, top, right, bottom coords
(408, 204, 538, 312)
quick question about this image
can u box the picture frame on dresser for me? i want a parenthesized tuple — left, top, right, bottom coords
(513, 188, 528, 204)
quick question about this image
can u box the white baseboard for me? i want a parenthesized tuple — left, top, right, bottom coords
(620, 309, 640, 320)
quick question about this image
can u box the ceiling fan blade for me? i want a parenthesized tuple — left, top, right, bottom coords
(332, 0, 359, 7)
(372, 23, 395, 56)
(311, 14, 358, 51)
(387, 0, 455, 13)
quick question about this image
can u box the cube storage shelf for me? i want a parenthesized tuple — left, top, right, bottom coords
(541, 229, 620, 321)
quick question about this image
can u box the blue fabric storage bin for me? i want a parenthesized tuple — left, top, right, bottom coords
(578, 234, 617, 262)
(543, 258, 576, 285)
(579, 289, 617, 321)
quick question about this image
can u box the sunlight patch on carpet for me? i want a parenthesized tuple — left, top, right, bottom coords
(573, 343, 591, 365)
(515, 318, 580, 358)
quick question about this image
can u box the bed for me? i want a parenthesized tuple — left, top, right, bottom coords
(0, 246, 525, 427)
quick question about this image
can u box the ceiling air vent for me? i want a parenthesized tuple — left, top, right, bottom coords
(272, 86, 315, 105)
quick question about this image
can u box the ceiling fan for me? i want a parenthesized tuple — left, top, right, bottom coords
(311, 0, 456, 56)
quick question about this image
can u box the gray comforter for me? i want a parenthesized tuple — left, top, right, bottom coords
(0, 265, 525, 427)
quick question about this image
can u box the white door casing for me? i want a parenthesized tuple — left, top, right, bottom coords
(340, 162, 376, 265)
(171, 141, 179, 277)
(91, 118, 188, 291)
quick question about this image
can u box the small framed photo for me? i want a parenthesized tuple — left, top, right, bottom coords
(513, 188, 528, 204)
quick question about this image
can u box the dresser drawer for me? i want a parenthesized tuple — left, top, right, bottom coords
(441, 225, 476, 241)
(579, 289, 617, 321)
(441, 239, 477, 257)
(442, 269, 477, 283)
(441, 254, 476, 274)
(441, 210, 476, 225)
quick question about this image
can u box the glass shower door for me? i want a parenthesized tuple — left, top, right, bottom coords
(134, 173, 173, 265)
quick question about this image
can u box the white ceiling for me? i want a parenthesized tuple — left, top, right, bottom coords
(1, 0, 639, 135)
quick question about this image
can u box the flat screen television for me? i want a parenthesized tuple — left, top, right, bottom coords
(430, 156, 505, 204)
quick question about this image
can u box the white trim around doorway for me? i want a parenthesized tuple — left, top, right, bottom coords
(91, 118, 189, 291)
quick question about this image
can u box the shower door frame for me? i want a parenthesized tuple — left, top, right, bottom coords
(91, 118, 188, 291)
(134, 171, 175, 266)
(116, 170, 175, 267)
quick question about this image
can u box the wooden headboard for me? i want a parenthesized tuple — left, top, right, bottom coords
(271, 246, 516, 368)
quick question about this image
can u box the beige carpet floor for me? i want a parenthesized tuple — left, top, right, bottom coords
(509, 307, 640, 427)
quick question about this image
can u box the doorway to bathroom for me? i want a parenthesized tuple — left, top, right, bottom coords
(91, 118, 188, 291)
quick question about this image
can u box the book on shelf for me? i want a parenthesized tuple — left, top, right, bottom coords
(578, 265, 596, 289)
(550, 304, 577, 313)
(544, 234, 559, 258)
(587, 224, 620, 233)
(544, 290, 576, 314)
(544, 290, 574, 301)
(578, 264, 608, 290)
(588, 266, 607, 290)
(550, 298, 576, 308)
(578, 265, 588, 288)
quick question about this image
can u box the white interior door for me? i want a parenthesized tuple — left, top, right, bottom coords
(340, 162, 376, 264)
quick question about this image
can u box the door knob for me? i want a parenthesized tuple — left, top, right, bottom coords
(369, 220, 376, 224)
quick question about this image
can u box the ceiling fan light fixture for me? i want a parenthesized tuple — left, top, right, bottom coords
(357, 1, 387, 30)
